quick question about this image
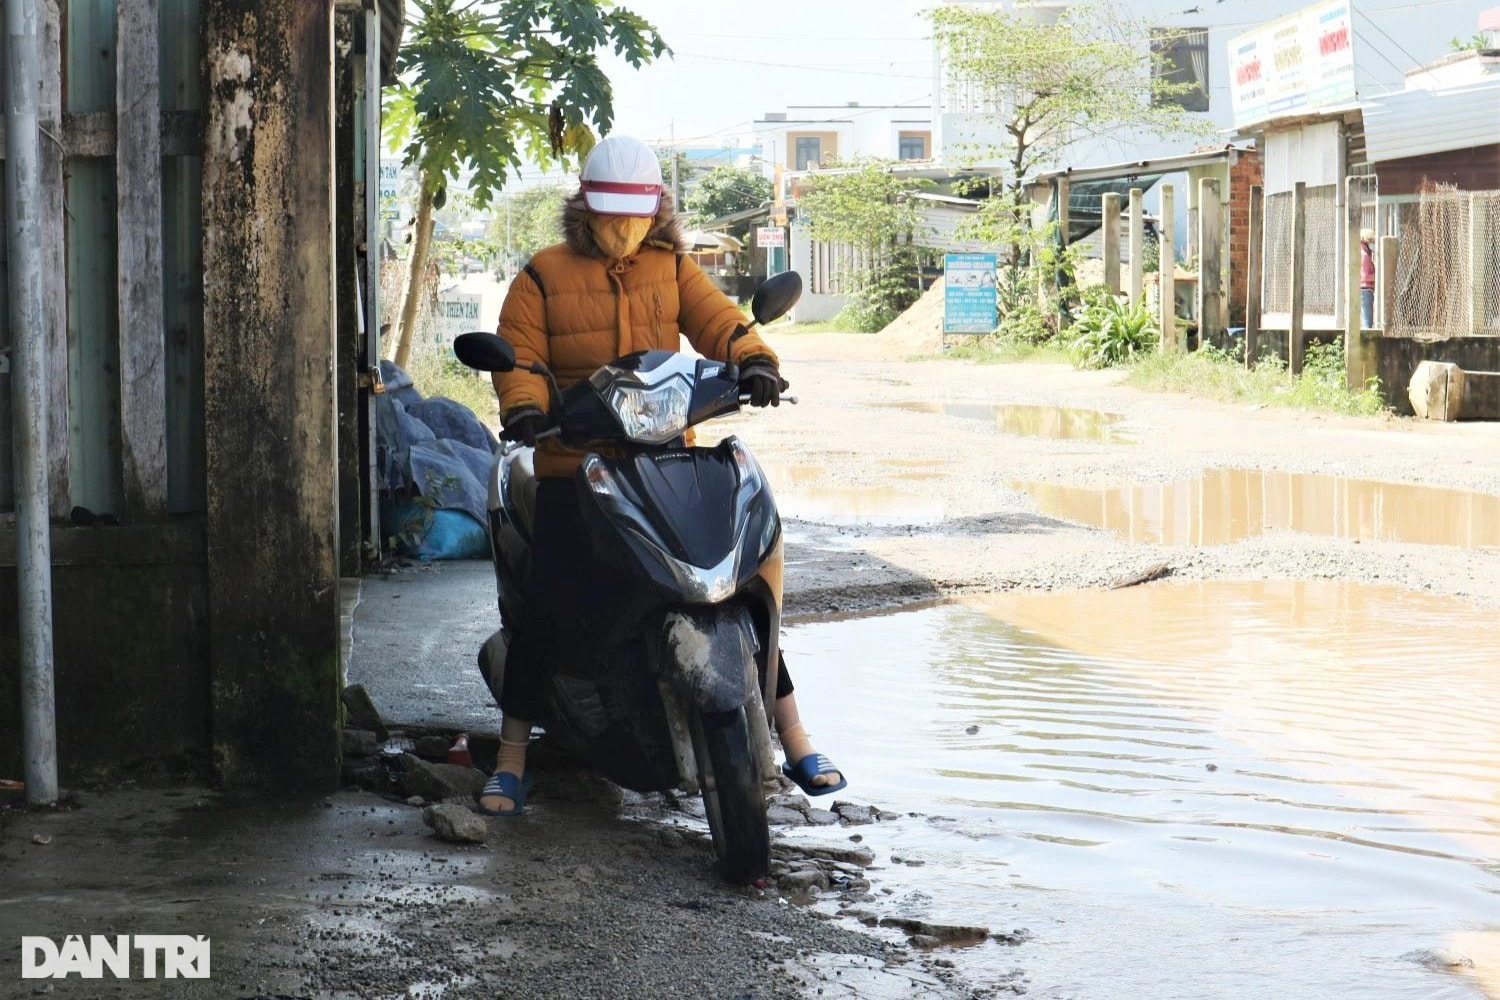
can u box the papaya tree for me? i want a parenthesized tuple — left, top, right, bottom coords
(384, 0, 668, 369)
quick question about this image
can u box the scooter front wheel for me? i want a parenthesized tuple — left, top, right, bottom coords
(694, 705, 770, 883)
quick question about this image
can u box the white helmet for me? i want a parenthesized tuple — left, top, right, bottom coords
(580, 135, 663, 217)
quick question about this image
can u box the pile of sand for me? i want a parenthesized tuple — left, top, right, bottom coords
(875, 278, 947, 355)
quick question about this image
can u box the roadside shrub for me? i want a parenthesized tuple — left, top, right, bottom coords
(998, 301, 1052, 343)
(1128, 339, 1386, 416)
(1067, 293, 1159, 369)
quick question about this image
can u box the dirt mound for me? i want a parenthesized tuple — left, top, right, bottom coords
(877, 278, 947, 355)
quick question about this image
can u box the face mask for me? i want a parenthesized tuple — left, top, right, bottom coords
(589, 214, 653, 260)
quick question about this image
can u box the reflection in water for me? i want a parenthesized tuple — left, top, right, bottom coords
(787, 582, 1500, 1000)
(884, 401, 1135, 443)
(1016, 468, 1500, 548)
(760, 461, 947, 526)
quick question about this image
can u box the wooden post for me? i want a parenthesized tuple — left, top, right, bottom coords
(1128, 187, 1144, 307)
(204, 0, 341, 789)
(1290, 182, 1308, 375)
(1102, 192, 1121, 294)
(1379, 235, 1399, 333)
(1471, 192, 1488, 333)
(1197, 177, 1223, 351)
(117, 0, 169, 516)
(1245, 185, 1264, 367)
(1344, 176, 1377, 391)
(1159, 184, 1176, 352)
(40, 0, 68, 511)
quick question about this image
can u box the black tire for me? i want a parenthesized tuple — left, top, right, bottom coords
(695, 706, 770, 883)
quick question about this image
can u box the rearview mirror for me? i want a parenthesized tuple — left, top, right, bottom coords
(454, 332, 517, 373)
(751, 271, 803, 326)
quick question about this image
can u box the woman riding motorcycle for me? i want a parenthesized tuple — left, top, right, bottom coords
(479, 135, 845, 815)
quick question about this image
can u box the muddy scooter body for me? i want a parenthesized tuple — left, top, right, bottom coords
(455, 273, 802, 883)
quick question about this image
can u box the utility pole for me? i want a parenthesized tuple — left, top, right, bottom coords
(669, 120, 682, 207)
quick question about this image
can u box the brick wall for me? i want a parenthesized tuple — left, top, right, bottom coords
(1227, 149, 1263, 328)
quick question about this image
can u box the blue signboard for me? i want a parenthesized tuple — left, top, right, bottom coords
(943, 253, 999, 334)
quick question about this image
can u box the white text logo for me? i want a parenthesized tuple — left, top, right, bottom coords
(21, 936, 211, 979)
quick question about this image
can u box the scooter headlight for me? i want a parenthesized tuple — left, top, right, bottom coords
(608, 382, 691, 445)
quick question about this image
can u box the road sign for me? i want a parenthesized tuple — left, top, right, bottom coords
(755, 226, 785, 249)
(435, 291, 483, 343)
(943, 253, 999, 334)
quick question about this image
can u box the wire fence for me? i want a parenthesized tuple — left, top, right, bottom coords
(1262, 184, 1340, 319)
(1386, 188, 1500, 341)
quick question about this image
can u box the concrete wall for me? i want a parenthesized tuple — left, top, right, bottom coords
(1378, 337, 1500, 418)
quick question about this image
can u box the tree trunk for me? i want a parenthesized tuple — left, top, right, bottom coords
(393, 176, 436, 370)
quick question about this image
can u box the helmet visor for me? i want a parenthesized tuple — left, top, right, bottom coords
(581, 180, 663, 217)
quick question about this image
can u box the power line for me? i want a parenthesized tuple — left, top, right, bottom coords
(1357, 6, 1443, 82)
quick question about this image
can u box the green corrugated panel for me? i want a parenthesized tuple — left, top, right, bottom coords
(66, 0, 121, 512)
(159, 0, 201, 112)
(68, 0, 118, 114)
(163, 156, 203, 514)
(0, 180, 12, 512)
(161, 0, 205, 513)
(67, 160, 123, 515)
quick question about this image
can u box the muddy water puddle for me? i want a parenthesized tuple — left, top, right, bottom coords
(1017, 468, 1500, 548)
(761, 461, 947, 526)
(885, 401, 1135, 443)
(786, 581, 1500, 999)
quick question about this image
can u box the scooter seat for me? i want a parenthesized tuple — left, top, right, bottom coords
(506, 447, 539, 538)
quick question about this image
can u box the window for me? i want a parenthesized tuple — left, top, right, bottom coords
(794, 136, 822, 171)
(1151, 28, 1210, 112)
(899, 134, 927, 160)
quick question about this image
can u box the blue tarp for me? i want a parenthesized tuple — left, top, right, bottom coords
(375, 362, 498, 560)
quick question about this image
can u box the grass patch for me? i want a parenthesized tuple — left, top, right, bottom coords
(1128, 341, 1387, 417)
(769, 319, 866, 335)
(403, 346, 502, 425)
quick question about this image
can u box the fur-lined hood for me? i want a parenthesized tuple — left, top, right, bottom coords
(562, 188, 689, 259)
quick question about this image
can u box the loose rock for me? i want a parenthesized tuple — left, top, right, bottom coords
(422, 803, 487, 844)
(414, 735, 452, 761)
(341, 728, 379, 758)
(833, 801, 876, 826)
(397, 754, 486, 802)
(340, 684, 388, 742)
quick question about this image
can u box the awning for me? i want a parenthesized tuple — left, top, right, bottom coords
(683, 230, 744, 251)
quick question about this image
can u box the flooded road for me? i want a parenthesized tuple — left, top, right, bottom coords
(1016, 468, 1500, 548)
(785, 581, 1499, 999)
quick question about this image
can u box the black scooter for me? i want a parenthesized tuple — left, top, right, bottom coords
(453, 272, 803, 882)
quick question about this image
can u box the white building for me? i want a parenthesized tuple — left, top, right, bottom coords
(745, 103, 934, 177)
(931, 0, 1497, 173)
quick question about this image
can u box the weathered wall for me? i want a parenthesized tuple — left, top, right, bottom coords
(0, 526, 210, 778)
(1378, 338, 1500, 418)
(202, 0, 341, 789)
(334, 12, 363, 579)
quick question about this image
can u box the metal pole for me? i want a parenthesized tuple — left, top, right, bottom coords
(6, 0, 58, 805)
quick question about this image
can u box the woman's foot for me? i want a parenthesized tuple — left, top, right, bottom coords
(478, 727, 532, 815)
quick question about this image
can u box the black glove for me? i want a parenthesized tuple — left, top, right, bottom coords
(501, 407, 547, 447)
(738, 358, 788, 408)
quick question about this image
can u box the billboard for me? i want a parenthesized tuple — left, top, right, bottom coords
(943, 253, 998, 335)
(1230, 0, 1356, 128)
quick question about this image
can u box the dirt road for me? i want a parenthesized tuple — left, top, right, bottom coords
(734, 333, 1500, 618)
(7, 335, 1497, 1000)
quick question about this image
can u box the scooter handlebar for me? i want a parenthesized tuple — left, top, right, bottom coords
(737, 394, 799, 406)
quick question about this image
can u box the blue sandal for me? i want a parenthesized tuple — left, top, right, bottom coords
(477, 771, 533, 817)
(782, 753, 847, 797)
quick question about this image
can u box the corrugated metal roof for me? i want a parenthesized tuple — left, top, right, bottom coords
(1363, 80, 1500, 164)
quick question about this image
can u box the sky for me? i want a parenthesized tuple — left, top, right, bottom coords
(504, 0, 934, 186)
(499, 0, 1495, 187)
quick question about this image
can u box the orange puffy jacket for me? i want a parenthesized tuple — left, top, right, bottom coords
(494, 192, 778, 479)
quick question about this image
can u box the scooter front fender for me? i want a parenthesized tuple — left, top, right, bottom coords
(659, 606, 759, 714)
